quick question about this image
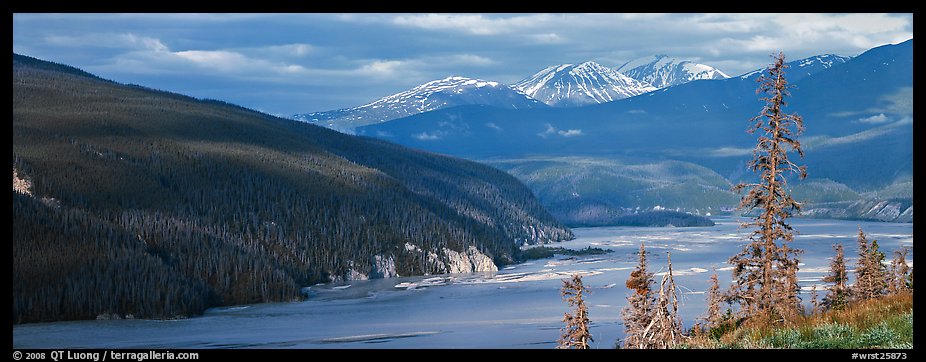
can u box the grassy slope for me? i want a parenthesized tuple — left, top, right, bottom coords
(685, 293, 914, 349)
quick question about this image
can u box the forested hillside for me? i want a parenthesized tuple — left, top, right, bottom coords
(12, 54, 572, 323)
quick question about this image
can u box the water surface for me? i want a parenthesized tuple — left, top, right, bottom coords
(13, 217, 913, 349)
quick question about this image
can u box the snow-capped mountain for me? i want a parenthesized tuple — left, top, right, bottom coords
(616, 55, 729, 89)
(512, 61, 657, 107)
(739, 54, 851, 82)
(293, 76, 545, 133)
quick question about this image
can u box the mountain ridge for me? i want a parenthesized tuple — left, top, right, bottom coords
(12, 53, 572, 323)
(356, 39, 912, 221)
(292, 75, 546, 133)
(512, 61, 657, 107)
(616, 55, 729, 88)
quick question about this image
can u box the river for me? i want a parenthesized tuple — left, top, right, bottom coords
(12, 217, 913, 349)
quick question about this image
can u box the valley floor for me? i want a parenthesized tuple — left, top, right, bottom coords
(13, 217, 912, 349)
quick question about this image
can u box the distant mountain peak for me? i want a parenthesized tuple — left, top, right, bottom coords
(512, 61, 657, 107)
(792, 54, 852, 72)
(739, 53, 851, 81)
(616, 55, 729, 89)
(293, 75, 544, 133)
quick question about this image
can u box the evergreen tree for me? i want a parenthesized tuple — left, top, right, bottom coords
(702, 269, 724, 328)
(821, 244, 850, 311)
(728, 52, 806, 325)
(558, 274, 592, 349)
(888, 246, 911, 295)
(621, 242, 654, 348)
(853, 227, 887, 301)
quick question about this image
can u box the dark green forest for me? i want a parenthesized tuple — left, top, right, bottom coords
(12, 54, 572, 323)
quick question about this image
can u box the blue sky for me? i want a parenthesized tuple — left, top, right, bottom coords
(13, 13, 913, 117)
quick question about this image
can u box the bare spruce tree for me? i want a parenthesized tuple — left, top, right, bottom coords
(888, 246, 911, 295)
(645, 252, 684, 348)
(821, 243, 850, 311)
(853, 227, 887, 301)
(728, 52, 806, 325)
(701, 269, 724, 329)
(621, 242, 654, 348)
(559, 274, 592, 349)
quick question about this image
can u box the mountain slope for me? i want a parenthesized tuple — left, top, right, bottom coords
(12, 54, 572, 323)
(617, 55, 729, 88)
(292, 76, 546, 133)
(358, 40, 912, 217)
(512, 61, 657, 107)
(485, 157, 739, 226)
(738, 54, 851, 82)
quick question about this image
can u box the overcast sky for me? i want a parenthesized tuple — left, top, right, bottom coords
(12, 13, 913, 117)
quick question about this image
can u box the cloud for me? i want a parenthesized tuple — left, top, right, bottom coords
(174, 50, 252, 71)
(857, 113, 890, 124)
(712, 13, 911, 64)
(257, 43, 314, 57)
(830, 87, 912, 119)
(44, 33, 168, 52)
(706, 147, 754, 157)
(39, 32, 322, 82)
(413, 131, 443, 140)
(356, 59, 423, 78)
(122, 47, 312, 79)
(529, 33, 566, 44)
(538, 124, 556, 138)
(872, 87, 913, 115)
(688, 13, 766, 33)
(100, 37, 425, 83)
(390, 13, 555, 36)
(538, 123, 583, 138)
(442, 54, 495, 66)
(485, 122, 503, 132)
(804, 118, 911, 149)
(14, 13, 912, 115)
